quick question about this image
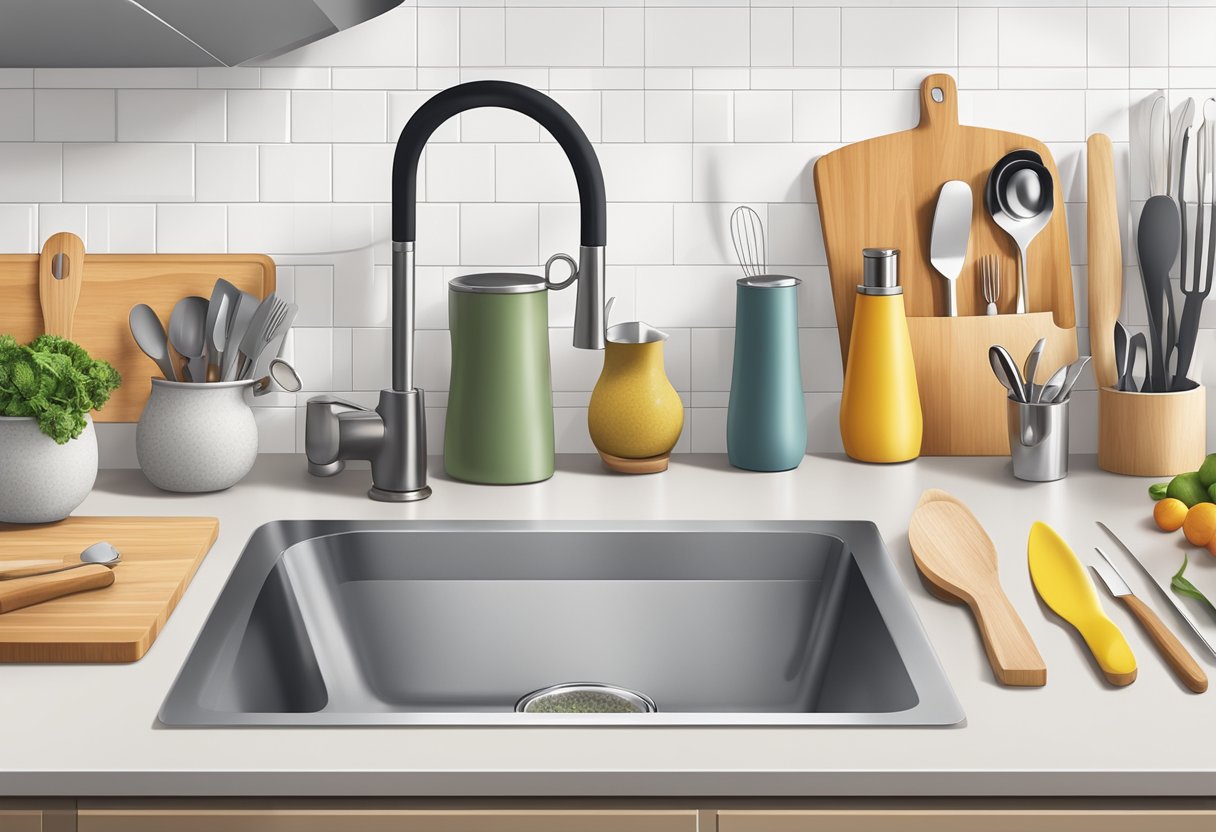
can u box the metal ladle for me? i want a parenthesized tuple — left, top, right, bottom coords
(0, 541, 121, 581)
(986, 151, 1054, 314)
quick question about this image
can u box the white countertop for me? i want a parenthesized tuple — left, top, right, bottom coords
(2, 453, 1214, 798)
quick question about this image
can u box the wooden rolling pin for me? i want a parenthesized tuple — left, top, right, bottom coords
(1087, 133, 1122, 390)
(0, 564, 114, 614)
(38, 231, 85, 339)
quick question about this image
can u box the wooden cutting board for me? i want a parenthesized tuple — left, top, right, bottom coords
(0, 516, 218, 662)
(0, 235, 274, 421)
(814, 73, 1077, 455)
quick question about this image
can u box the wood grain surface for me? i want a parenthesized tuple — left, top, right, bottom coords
(0, 238, 273, 421)
(1087, 133, 1123, 390)
(814, 74, 1077, 455)
(0, 516, 218, 662)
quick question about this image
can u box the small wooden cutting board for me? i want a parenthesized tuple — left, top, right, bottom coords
(0, 516, 218, 662)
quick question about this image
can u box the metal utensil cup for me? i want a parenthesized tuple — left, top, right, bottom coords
(1007, 396, 1069, 482)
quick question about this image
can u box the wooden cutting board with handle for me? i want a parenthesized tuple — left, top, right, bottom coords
(908, 489, 1047, 687)
(815, 74, 1077, 455)
(0, 233, 274, 421)
(0, 516, 218, 662)
(1087, 133, 1123, 390)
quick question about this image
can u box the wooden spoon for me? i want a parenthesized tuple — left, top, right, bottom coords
(38, 231, 85, 339)
(0, 564, 114, 615)
(909, 489, 1047, 686)
(1088, 134, 1122, 390)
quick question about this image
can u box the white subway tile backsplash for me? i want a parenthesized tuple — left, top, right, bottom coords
(227, 90, 289, 143)
(506, 8, 603, 67)
(841, 8, 956, 68)
(259, 145, 332, 202)
(117, 90, 225, 142)
(291, 91, 387, 143)
(5, 2, 1216, 456)
(645, 9, 750, 68)
(33, 89, 113, 142)
(197, 144, 259, 203)
(64, 144, 192, 202)
(156, 204, 226, 253)
(0, 144, 60, 203)
(0, 90, 32, 141)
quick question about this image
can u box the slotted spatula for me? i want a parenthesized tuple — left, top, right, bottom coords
(908, 489, 1047, 686)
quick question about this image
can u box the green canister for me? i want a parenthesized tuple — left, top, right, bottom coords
(444, 273, 555, 484)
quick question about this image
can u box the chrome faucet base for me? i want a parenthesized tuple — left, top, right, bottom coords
(369, 485, 432, 503)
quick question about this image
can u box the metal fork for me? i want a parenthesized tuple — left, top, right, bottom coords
(980, 255, 1000, 315)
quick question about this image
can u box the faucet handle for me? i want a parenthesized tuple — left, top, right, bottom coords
(305, 395, 371, 476)
(544, 252, 579, 290)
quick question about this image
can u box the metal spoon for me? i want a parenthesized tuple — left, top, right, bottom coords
(1023, 337, 1047, 402)
(0, 541, 121, 581)
(1053, 356, 1092, 403)
(989, 345, 1026, 402)
(168, 296, 209, 382)
(253, 358, 302, 397)
(128, 304, 179, 382)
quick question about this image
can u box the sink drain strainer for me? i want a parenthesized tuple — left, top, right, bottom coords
(515, 683, 657, 714)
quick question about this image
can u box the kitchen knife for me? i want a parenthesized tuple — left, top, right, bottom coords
(1092, 548, 1207, 692)
(1097, 522, 1216, 660)
(1028, 522, 1137, 686)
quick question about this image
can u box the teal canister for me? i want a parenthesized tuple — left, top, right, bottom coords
(444, 274, 555, 484)
(727, 276, 807, 471)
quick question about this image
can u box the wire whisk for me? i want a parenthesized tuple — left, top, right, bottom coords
(730, 206, 766, 277)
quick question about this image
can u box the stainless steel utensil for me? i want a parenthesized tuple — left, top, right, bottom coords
(206, 278, 241, 378)
(168, 296, 209, 383)
(0, 541, 121, 581)
(220, 291, 260, 382)
(1097, 522, 1216, 660)
(248, 302, 297, 381)
(1138, 195, 1181, 391)
(225, 294, 281, 382)
(128, 303, 179, 382)
(1039, 365, 1067, 402)
(1174, 98, 1216, 390)
(1092, 546, 1208, 693)
(986, 150, 1054, 314)
(929, 180, 972, 317)
(980, 254, 999, 315)
(1052, 355, 1090, 403)
(729, 206, 766, 278)
(1023, 337, 1046, 402)
(989, 344, 1026, 402)
(254, 358, 303, 397)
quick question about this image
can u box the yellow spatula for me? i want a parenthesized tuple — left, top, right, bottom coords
(1027, 522, 1137, 686)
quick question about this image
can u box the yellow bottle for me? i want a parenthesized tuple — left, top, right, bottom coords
(839, 248, 923, 463)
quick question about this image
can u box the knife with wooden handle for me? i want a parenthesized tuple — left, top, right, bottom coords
(0, 564, 114, 615)
(1087, 134, 1123, 390)
(38, 231, 85, 339)
(1092, 548, 1208, 693)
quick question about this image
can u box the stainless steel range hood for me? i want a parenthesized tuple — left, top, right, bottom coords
(0, 0, 405, 67)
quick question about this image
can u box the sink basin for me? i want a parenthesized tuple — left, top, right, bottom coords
(161, 521, 962, 726)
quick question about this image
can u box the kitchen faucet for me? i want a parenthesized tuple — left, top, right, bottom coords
(305, 81, 608, 501)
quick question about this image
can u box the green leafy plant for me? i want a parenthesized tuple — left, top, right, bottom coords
(1172, 554, 1216, 614)
(0, 334, 121, 444)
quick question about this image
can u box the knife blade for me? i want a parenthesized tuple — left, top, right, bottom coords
(1092, 547, 1208, 693)
(1097, 521, 1216, 660)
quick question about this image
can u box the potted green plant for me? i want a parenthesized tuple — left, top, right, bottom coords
(0, 335, 120, 523)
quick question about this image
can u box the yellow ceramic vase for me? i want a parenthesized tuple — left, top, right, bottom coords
(588, 322, 684, 473)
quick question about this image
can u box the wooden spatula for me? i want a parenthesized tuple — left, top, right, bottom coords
(38, 231, 85, 339)
(1087, 134, 1122, 390)
(908, 489, 1047, 686)
(0, 564, 114, 615)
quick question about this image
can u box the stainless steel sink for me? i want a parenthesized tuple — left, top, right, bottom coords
(160, 521, 962, 726)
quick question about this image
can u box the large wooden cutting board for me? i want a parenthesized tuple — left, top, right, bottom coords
(814, 74, 1077, 455)
(0, 237, 274, 421)
(0, 516, 218, 662)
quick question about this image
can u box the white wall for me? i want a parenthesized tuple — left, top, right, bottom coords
(0, 1, 1197, 459)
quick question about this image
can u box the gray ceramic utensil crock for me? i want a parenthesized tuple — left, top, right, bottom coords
(136, 379, 258, 493)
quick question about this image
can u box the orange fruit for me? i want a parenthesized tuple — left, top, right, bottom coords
(1184, 503, 1216, 547)
(1155, 498, 1188, 532)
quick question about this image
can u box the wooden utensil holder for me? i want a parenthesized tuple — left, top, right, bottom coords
(1098, 383, 1207, 477)
(907, 312, 1078, 456)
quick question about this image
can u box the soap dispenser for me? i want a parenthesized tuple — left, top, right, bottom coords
(839, 248, 922, 463)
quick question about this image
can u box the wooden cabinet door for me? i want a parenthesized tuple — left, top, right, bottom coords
(718, 808, 1216, 832)
(0, 810, 43, 832)
(79, 807, 700, 832)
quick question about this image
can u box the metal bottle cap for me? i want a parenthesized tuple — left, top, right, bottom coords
(860, 248, 901, 296)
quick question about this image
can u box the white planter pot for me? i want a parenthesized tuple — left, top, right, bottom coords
(0, 415, 98, 524)
(137, 379, 258, 493)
